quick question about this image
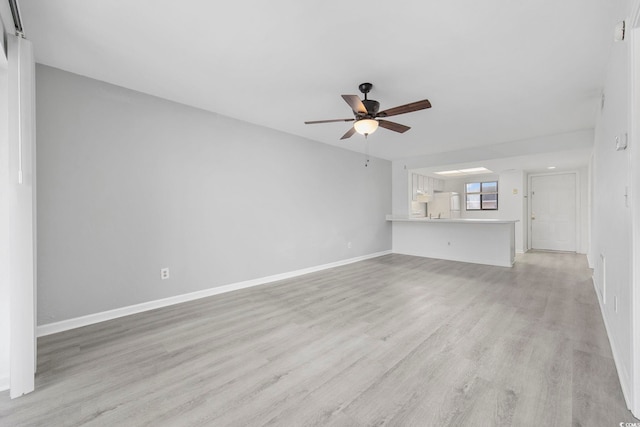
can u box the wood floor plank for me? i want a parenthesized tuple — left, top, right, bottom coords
(0, 252, 637, 426)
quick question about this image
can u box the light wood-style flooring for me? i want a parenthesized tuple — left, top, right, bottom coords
(1, 252, 637, 426)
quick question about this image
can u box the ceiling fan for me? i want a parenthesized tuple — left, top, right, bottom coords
(304, 83, 431, 140)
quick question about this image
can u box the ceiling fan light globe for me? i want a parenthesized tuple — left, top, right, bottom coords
(354, 119, 379, 136)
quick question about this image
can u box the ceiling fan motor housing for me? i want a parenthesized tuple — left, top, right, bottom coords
(358, 83, 378, 116)
(362, 99, 380, 116)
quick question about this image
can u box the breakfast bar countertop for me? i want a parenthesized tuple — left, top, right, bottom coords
(385, 215, 519, 224)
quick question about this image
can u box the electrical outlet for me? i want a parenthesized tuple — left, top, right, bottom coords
(161, 268, 170, 280)
(625, 186, 629, 207)
(347, 241, 352, 249)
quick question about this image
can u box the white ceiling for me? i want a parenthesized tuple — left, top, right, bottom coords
(18, 0, 623, 161)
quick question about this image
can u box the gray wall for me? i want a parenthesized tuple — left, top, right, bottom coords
(36, 65, 391, 324)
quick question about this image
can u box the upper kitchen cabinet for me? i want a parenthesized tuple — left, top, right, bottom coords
(411, 173, 444, 202)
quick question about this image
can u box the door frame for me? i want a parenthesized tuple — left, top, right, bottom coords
(7, 34, 36, 399)
(629, 4, 640, 417)
(527, 170, 581, 253)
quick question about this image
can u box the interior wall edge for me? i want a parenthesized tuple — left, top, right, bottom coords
(592, 276, 633, 410)
(37, 250, 392, 338)
(629, 18, 640, 418)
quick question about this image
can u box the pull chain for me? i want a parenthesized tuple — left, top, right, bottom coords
(365, 139, 370, 167)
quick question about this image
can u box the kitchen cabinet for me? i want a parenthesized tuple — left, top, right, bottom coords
(425, 177, 433, 195)
(411, 173, 444, 202)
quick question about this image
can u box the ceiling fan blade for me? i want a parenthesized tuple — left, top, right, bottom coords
(341, 95, 367, 114)
(305, 118, 355, 124)
(377, 99, 431, 117)
(340, 127, 357, 140)
(378, 119, 411, 133)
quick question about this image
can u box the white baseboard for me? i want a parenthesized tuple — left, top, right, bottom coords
(0, 376, 8, 392)
(37, 250, 392, 337)
(591, 276, 632, 410)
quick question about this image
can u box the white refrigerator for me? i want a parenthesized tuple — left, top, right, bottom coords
(428, 192, 461, 219)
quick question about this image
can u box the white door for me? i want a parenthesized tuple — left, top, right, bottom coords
(530, 173, 577, 251)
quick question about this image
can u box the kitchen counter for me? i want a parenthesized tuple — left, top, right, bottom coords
(386, 215, 517, 267)
(386, 215, 517, 224)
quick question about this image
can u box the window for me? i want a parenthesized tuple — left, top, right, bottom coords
(466, 181, 498, 210)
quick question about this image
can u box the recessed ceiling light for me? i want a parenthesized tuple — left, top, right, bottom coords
(547, 166, 556, 169)
(459, 167, 492, 174)
(434, 167, 493, 176)
(434, 170, 461, 175)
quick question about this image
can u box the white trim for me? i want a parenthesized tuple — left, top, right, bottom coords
(37, 250, 392, 337)
(0, 376, 8, 392)
(8, 34, 35, 399)
(587, 153, 594, 269)
(632, 0, 640, 28)
(593, 277, 632, 409)
(628, 23, 640, 418)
